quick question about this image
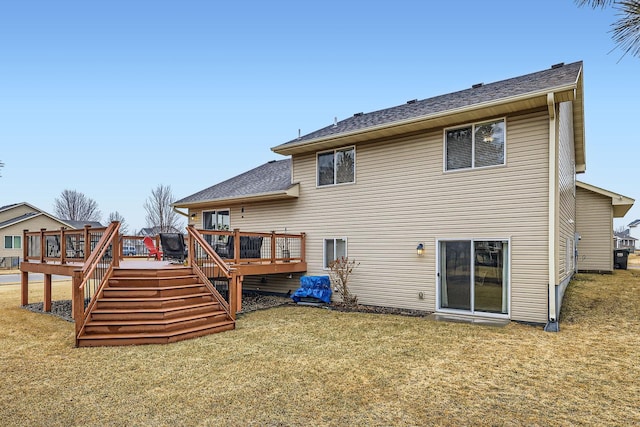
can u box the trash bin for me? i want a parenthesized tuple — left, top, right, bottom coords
(614, 249, 629, 270)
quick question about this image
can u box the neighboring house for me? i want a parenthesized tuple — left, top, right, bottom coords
(0, 202, 75, 264)
(175, 61, 631, 330)
(138, 227, 162, 237)
(628, 219, 640, 250)
(613, 230, 637, 251)
(575, 182, 634, 272)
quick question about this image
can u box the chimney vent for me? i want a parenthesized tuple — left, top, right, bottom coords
(551, 62, 565, 69)
(407, 99, 418, 104)
(472, 83, 483, 89)
(353, 112, 363, 117)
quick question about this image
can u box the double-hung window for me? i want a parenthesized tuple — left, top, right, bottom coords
(4, 235, 21, 249)
(445, 119, 505, 171)
(317, 146, 355, 186)
(324, 238, 347, 268)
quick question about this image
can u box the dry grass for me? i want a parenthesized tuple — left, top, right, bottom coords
(1, 271, 639, 426)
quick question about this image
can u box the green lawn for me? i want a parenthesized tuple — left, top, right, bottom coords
(1, 270, 639, 426)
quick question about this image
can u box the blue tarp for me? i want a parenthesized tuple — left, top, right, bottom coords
(291, 275, 332, 304)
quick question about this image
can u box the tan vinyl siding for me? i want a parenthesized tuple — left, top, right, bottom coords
(557, 101, 577, 282)
(223, 109, 551, 323)
(575, 187, 613, 272)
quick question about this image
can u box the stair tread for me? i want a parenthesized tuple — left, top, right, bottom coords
(104, 284, 205, 291)
(110, 274, 198, 280)
(98, 292, 213, 302)
(79, 320, 235, 340)
(86, 311, 228, 326)
(91, 301, 221, 314)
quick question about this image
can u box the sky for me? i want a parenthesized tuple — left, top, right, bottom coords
(1, 0, 639, 233)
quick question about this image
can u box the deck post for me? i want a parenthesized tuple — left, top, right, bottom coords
(270, 231, 276, 263)
(112, 224, 120, 268)
(72, 270, 84, 340)
(233, 228, 240, 262)
(235, 275, 243, 315)
(300, 233, 306, 262)
(60, 227, 67, 265)
(83, 225, 91, 262)
(186, 226, 195, 266)
(21, 271, 29, 306)
(39, 228, 46, 263)
(229, 272, 238, 321)
(44, 274, 52, 312)
(23, 229, 29, 262)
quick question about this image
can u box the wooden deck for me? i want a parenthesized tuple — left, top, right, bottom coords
(19, 225, 307, 346)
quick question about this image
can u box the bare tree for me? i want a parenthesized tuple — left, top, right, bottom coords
(144, 184, 183, 233)
(108, 211, 129, 235)
(53, 189, 102, 221)
(576, 0, 640, 59)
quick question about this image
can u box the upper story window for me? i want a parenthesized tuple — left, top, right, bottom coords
(445, 119, 505, 171)
(317, 146, 355, 186)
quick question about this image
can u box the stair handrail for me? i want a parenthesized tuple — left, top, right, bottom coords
(73, 221, 121, 342)
(186, 225, 236, 320)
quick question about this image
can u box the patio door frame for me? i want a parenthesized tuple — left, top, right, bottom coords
(202, 209, 231, 247)
(436, 238, 511, 319)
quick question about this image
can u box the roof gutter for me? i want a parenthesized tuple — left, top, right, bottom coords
(172, 206, 189, 217)
(172, 183, 300, 209)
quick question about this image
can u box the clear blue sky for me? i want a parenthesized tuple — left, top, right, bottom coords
(1, 0, 638, 232)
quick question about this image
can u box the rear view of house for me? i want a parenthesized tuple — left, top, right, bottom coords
(175, 61, 632, 330)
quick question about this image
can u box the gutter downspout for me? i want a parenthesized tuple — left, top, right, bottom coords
(545, 93, 559, 332)
(173, 206, 189, 218)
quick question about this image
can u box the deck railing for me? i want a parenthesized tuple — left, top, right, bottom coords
(197, 228, 306, 264)
(186, 225, 237, 319)
(71, 221, 120, 344)
(23, 224, 109, 264)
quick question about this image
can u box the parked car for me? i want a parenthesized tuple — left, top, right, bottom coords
(123, 245, 137, 256)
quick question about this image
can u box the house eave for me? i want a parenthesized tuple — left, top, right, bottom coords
(272, 84, 581, 156)
(577, 181, 635, 218)
(172, 183, 300, 210)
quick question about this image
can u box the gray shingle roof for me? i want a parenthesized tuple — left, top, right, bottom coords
(629, 219, 640, 227)
(0, 203, 19, 212)
(174, 159, 292, 205)
(61, 220, 104, 229)
(277, 61, 583, 146)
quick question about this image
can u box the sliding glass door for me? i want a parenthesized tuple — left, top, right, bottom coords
(439, 240, 509, 315)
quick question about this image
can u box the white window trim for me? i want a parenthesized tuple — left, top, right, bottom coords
(316, 146, 356, 187)
(323, 237, 348, 270)
(435, 237, 511, 319)
(443, 117, 507, 173)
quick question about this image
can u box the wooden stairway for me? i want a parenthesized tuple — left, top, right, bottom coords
(77, 267, 235, 347)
